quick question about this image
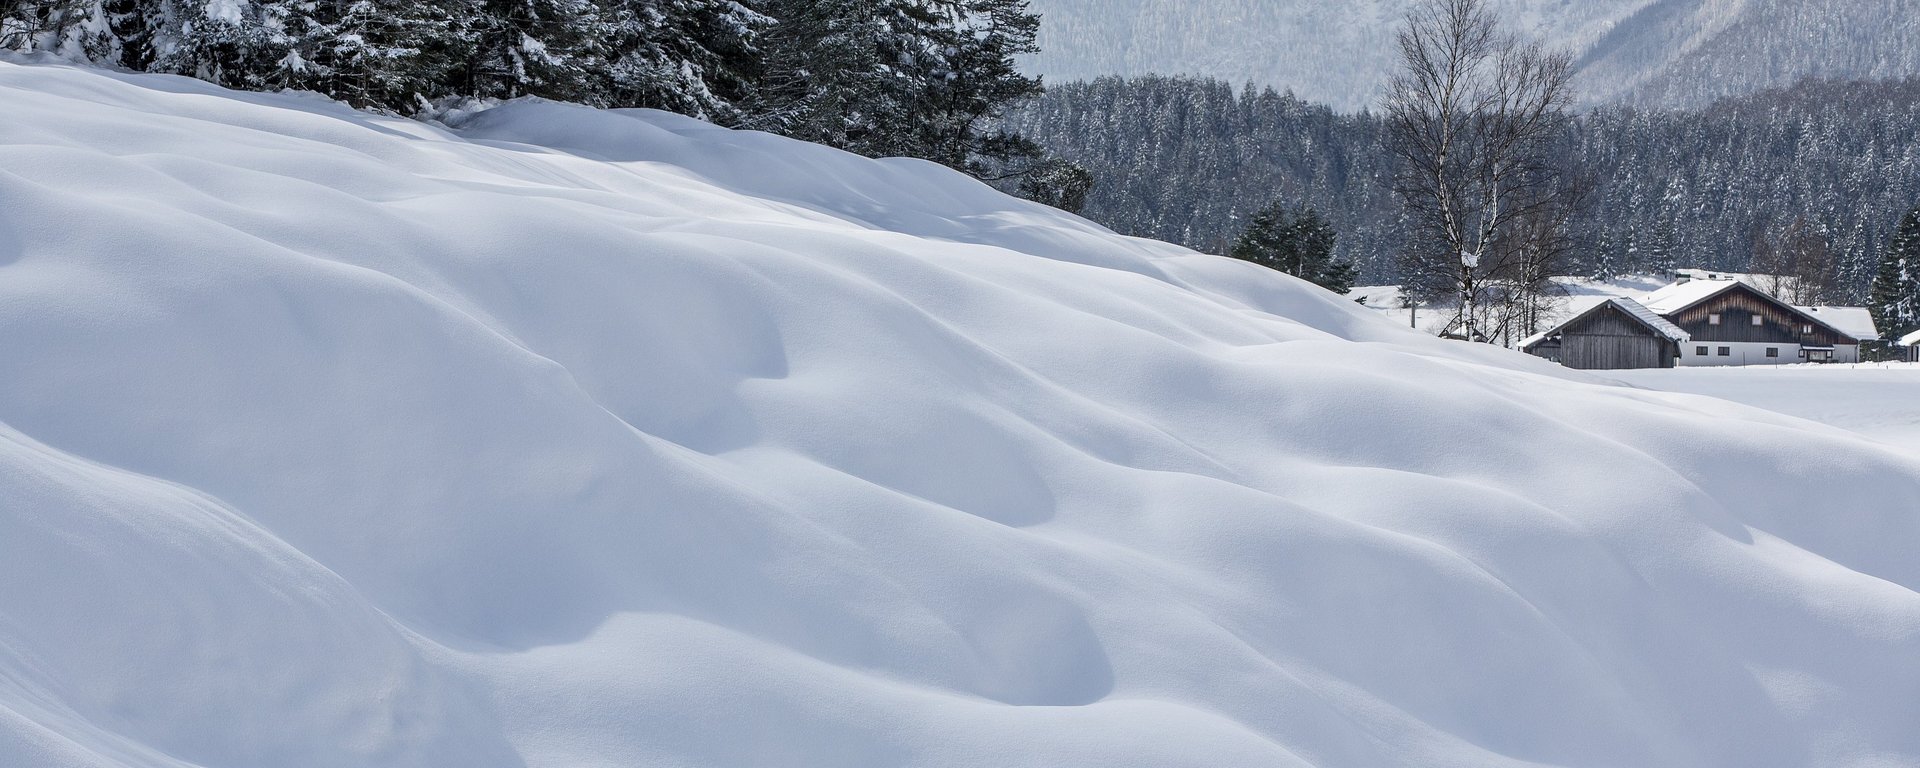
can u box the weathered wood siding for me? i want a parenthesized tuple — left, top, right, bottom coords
(1563, 334, 1674, 370)
(1668, 284, 1850, 347)
(1535, 304, 1678, 370)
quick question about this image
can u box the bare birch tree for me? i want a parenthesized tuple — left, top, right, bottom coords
(1385, 0, 1576, 342)
(1488, 171, 1590, 343)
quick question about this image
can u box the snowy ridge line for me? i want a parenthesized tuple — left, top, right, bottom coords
(1, 58, 1918, 768)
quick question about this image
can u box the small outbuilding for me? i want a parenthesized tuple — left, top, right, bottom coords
(1521, 298, 1688, 370)
(1902, 329, 1920, 363)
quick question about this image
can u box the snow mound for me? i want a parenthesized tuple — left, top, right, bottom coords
(2, 58, 1917, 768)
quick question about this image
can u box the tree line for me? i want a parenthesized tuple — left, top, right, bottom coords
(1, 0, 1048, 177)
(1871, 205, 1920, 343)
(1003, 75, 1920, 305)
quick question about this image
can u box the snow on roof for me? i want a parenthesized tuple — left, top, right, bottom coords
(1670, 268, 1797, 288)
(1796, 306, 1879, 342)
(1638, 279, 1743, 315)
(1522, 298, 1688, 348)
(1609, 298, 1690, 342)
(1554, 274, 1674, 298)
(1901, 329, 1920, 347)
(1638, 281, 1871, 341)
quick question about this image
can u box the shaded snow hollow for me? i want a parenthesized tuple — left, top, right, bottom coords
(2, 57, 1918, 768)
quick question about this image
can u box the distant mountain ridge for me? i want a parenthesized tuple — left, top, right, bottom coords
(1020, 0, 1920, 110)
(1576, 0, 1920, 105)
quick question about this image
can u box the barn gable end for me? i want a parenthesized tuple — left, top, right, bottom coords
(1522, 299, 1685, 370)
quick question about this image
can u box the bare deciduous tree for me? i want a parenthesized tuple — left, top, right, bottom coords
(1488, 174, 1589, 344)
(1750, 217, 1841, 305)
(1385, 0, 1576, 342)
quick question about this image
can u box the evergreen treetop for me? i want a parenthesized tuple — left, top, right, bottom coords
(1, 0, 1047, 177)
(1229, 202, 1357, 294)
(1868, 205, 1920, 340)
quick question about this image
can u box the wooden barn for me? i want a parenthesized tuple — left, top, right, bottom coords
(1641, 280, 1866, 365)
(1521, 298, 1688, 370)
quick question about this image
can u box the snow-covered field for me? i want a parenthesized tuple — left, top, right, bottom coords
(3, 57, 1919, 768)
(1351, 275, 1674, 339)
(1351, 275, 1879, 348)
(1614, 364, 1920, 455)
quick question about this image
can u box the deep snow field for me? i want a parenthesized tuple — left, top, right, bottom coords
(2, 57, 1919, 768)
(1349, 276, 1881, 344)
(1352, 276, 1672, 340)
(1614, 364, 1920, 455)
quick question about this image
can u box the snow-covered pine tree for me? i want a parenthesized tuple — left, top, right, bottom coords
(750, 0, 903, 151)
(131, 0, 295, 90)
(466, 0, 603, 102)
(596, 0, 764, 121)
(24, 0, 297, 91)
(1868, 205, 1920, 340)
(1016, 158, 1094, 212)
(751, 0, 1041, 175)
(1645, 220, 1679, 277)
(1, 0, 119, 60)
(1588, 234, 1619, 281)
(898, 0, 1043, 174)
(278, 0, 475, 112)
(1229, 202, 1356, 294)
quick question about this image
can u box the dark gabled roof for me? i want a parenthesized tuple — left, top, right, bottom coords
(1520, 298, 1689, 351)
(1640, 280, 1855, 341)
(1609, 298, 1690, 342)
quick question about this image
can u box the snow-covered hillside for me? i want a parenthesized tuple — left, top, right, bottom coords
(1021, 0, 1920, 110)
(3, 57, 1918, 768)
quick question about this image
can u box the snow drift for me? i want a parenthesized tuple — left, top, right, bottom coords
(1, 57, 1917, 768)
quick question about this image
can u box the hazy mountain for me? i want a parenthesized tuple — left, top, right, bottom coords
(1021, 0, 1920, 110)
(1577, 0, 1920, 105)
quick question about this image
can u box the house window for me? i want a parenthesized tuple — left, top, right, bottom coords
(1766, 348, 1779, 358)
(1709, 313, 1722, 325)
(1752, 315, 1764, 326)
(1718, 347, 1731, 356)
(1696, 346, 1709, 356)
(1802, 324, 1813, 334)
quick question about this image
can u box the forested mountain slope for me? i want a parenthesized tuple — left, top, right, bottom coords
(1021, 0, 1920, 109)
(1577, 0, 1920, 106)
(1005, 76, 1920, 292)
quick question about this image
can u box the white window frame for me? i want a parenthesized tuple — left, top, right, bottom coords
(1709, 313, 1722, 325)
